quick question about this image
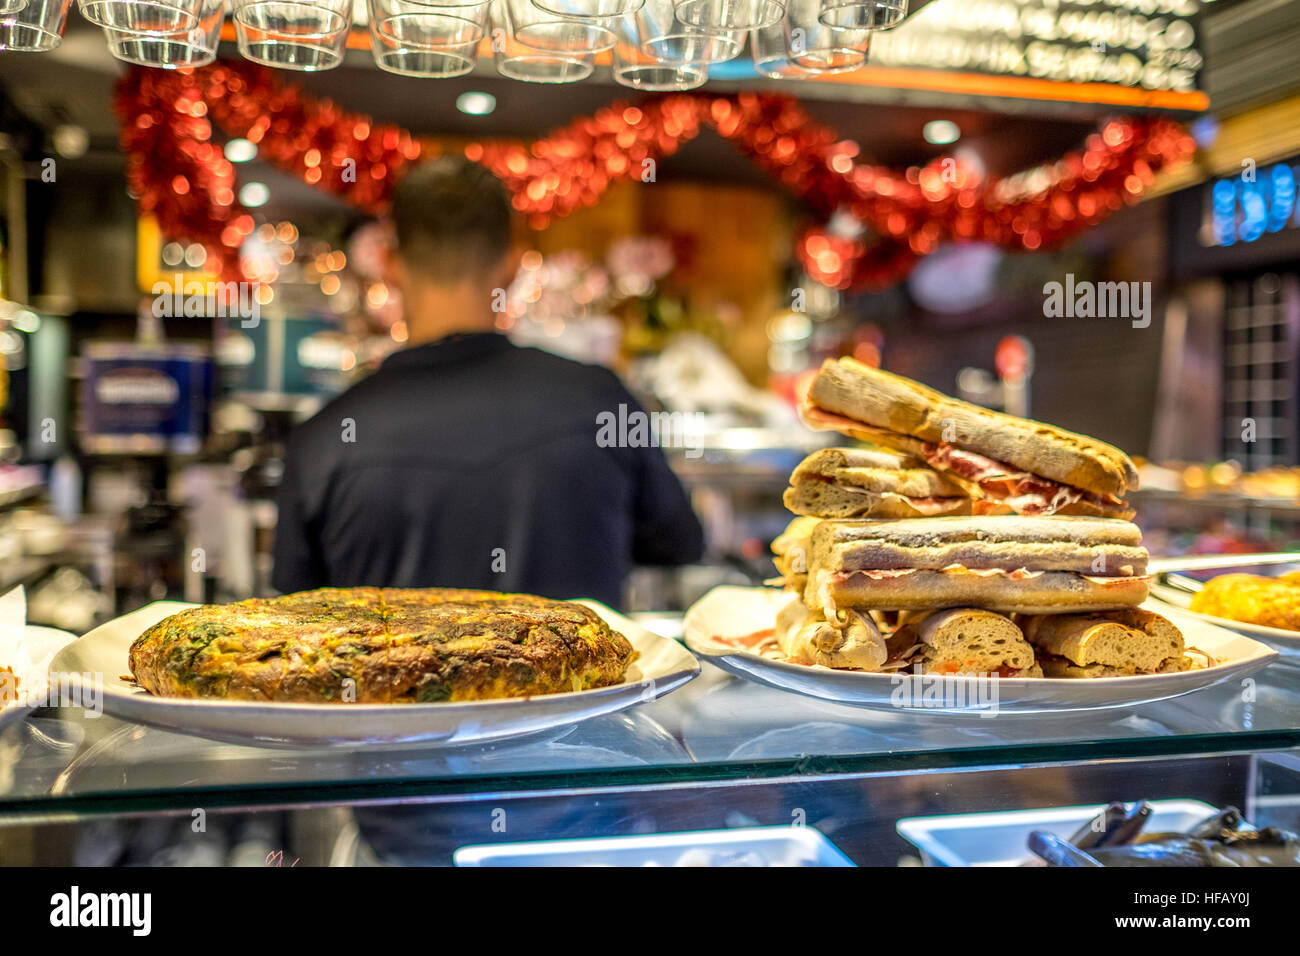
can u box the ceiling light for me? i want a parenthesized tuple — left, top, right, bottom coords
(225, 138, 258, 163)
(456, 92, 496, 116)
(923, 120, 961, 146)
(239, 182, 270, 208)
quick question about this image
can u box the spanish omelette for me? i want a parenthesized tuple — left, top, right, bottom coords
(128, 587, 637, 703)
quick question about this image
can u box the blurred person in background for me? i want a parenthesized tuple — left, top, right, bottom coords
(272, 156, 704, 608)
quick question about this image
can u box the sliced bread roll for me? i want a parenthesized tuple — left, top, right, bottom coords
(1018, 607, 1185, 677)
(906, 608, 1040, 677)
(775, 599, 889, 671)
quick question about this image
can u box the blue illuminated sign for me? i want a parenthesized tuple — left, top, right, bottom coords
(1208, 160, 1300, 246)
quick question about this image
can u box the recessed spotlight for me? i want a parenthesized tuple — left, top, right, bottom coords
(225, 138, 258, 163)
(923, 120, 961, 146)
(239, 182, 270, 208)
(457, 92, 496, 116)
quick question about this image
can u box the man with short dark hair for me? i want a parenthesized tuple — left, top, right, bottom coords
(271, 157, 704, 607)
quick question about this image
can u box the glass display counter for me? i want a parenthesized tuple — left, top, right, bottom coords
(2, 623, 1298, 867)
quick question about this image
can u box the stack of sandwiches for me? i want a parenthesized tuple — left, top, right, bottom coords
(771, 358, 1195, 679)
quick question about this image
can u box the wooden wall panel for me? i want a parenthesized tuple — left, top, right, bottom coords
(525, 179, 792, 383)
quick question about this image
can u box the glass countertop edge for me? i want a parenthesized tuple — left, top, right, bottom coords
(4, 729, 1300, 819)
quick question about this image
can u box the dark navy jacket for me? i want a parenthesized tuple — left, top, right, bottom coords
(271, 332, 704, 608)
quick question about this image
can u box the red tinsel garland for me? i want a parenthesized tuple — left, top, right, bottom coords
(116, 62, 1195, 292)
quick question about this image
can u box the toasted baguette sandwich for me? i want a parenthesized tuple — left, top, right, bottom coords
(784, 446, 972, 519)
(804, 515, 1150, 614)
(1017, 607, 1186, 677)
(775, 598, 891, 670)
(800, 358, 1138, 519)
(896, 608, 1042, 678)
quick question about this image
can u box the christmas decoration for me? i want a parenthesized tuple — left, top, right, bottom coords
(116, 62, 1196, 291)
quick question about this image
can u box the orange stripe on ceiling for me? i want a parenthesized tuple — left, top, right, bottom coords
(217, 23, 1207, 112)
(807, 66, 1209, 111)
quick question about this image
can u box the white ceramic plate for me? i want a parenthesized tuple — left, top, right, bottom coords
(1150, 580, 1300, 649)
(48, 600, 699, 747)
(0, 625, 80, 733)
(682, 586, 1279, 715)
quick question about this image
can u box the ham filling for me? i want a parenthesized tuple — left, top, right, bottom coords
(919, 443, 1093, 516)
(831, 568, 1149, 584)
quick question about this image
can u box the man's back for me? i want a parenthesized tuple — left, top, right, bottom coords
(272, 332, 704, 608)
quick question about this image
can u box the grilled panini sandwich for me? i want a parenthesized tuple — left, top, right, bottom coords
(804, 515, 1151, 614)
(129, 587, 636, 703)
(800, 358, 1138, 519)
(784, 447, 971, 519)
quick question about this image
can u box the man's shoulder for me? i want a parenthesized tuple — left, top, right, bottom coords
(286, 379, 378, 451)
(286, 344, 636, 453)
(495, 345, 641, 410)
(503, 344, 625, 385)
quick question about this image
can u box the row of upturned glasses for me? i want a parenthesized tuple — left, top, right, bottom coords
(0, 0, 906, 86)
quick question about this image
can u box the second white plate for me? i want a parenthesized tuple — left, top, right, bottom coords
(682, 586, 1278, 715)
(50, 600, 700, 747)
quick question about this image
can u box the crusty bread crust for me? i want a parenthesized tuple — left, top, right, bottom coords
(783, 483, 971, 519)
(1036, 656, 1184, 678)
(1018, 607, 1183, 673)
(810, 515, 1148, 574)
(805, 567, 1150, 613)
(1053, 498, 1137, 520)
(771, 516, 819, 592)
(790, 447, 967, 497)
(775, 598, 888, 670)
(773, 516, 820, 559)
(807, 358, 1139, 498)
(913, 608, 1036, 674)
(784, 447, 970, 519)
